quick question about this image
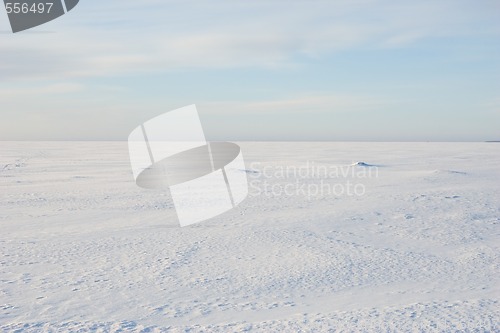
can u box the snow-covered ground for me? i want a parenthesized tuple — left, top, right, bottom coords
(1, 142, 499, 332)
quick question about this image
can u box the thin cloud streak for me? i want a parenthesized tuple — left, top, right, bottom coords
(201, 94, 395, 115)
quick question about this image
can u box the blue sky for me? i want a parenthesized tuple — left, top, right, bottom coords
(0, 0, 499, 141)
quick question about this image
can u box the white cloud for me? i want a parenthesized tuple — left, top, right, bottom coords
(1, 0, 498, 80)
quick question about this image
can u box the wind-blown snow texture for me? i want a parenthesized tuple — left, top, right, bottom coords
(1, 142, 499, 332)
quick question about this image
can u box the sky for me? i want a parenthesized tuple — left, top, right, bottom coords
(0, 0, 499, 141)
